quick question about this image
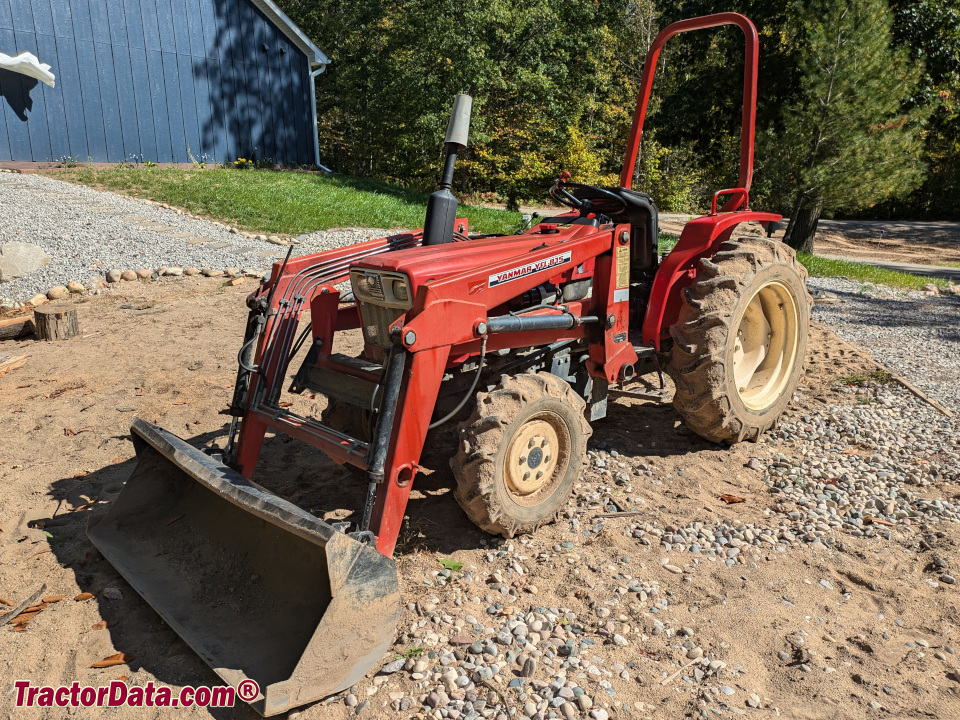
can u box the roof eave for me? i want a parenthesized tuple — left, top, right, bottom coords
(250, 0, 329, 66)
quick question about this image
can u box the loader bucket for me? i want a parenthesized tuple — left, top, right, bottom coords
(87, 419, 401, 716)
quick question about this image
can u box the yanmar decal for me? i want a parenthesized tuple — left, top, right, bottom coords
(489, 251, 571, 288)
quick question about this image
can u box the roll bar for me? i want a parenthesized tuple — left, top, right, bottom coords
(619, 13, 759, 213)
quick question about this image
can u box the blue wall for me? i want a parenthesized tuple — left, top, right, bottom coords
(0, 0, 314, 164)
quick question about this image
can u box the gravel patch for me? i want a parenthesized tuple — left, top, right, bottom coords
(348, 377, 960, 719)
(765, 381, 959, 550)
(808, 276, 960, 413)
(0, 172, 390, 303)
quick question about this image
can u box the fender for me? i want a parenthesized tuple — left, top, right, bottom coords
(641, 211, 781, 349)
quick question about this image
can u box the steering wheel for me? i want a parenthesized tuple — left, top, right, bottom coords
(550, 181, 628, 218)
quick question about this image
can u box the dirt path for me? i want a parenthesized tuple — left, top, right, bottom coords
(1, 279, 959, 719)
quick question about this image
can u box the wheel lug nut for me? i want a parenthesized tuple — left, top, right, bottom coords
(523, 472, 531, 480)
(519, 456, 526, 464)
(544, 456, 551, 464)
(536, 471, 543, 480)
(528, 439, 535, 449)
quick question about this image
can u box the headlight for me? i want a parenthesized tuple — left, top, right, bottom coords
(350, 270, 413, 309)
(355, 272, 384, 300)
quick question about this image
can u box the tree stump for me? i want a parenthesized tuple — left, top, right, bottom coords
(34, 305, 79, 341)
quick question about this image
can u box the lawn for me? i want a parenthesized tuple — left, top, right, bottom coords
(797, 253, 946, 291)
(48, 166, 522, 236)
(52, 166, 945, 291)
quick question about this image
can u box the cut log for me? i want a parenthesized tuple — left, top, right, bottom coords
(33, 305, 79, 341)
(0, 315, 34, 340)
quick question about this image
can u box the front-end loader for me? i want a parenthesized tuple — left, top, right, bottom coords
(88, 12, 810, 715)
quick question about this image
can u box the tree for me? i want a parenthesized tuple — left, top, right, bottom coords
(277, 0, 642, 202)
(618, 1, 801, 211)
(776, 0, 929, 253)
(878, 0, 960, 219)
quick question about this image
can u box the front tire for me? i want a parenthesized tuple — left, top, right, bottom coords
(451, 372, 592, 538)
(667, 237, 810, 443)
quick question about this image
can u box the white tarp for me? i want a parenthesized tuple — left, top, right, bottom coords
(0, 51, 55, 88)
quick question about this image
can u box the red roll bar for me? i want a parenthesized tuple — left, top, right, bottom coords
(619, 12, 759, 213)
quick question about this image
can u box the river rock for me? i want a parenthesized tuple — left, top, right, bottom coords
(0, 242, 51, 282)
(121, 270, 138, 281)
(67, 281, 85, 293)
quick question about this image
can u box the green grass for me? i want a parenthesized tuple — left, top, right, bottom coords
(47, 166, 522, 236)
(796, 252, 946, 291)
(837, 368, 894, 387)
(658, 232, 680, 252)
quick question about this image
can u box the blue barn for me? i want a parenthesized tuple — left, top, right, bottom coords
(0, 0, 327, 165)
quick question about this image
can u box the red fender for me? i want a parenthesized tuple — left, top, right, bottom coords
(642, 211, 781, 349)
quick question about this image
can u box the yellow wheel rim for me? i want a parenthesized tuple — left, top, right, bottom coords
(504, 415, 568, 506)
(733, 280, 800, 411)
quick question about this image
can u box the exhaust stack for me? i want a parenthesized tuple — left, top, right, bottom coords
(423, 94, 472, 246)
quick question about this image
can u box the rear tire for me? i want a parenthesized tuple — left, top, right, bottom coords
(667, 237, 810, 443)
(451, 372, 592, 538)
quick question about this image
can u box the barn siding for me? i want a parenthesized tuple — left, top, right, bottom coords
(0, 0, 315, 164)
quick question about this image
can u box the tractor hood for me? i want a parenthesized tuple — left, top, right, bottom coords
(353, 221, 601, 291)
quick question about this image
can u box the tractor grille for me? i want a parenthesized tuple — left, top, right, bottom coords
(358, 301, 406, 348)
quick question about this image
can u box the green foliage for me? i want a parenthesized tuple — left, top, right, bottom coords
(276, 0, 954, 221)
(50, 167, 520, 235)
(438, 558, 464, 572)
(631, 133, 701, 212)
(645, 1, 797, 203)
(864, 0, 960, 219)
(775, 0, 930, 251)
(279, 0, 644, 205)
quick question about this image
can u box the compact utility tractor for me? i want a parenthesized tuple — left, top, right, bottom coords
(88, 12, 810, 716)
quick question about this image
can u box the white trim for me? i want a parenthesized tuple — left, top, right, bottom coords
(0, 51, 55, 88)
(249, 0, 329, 66)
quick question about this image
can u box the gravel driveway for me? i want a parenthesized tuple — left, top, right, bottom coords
(809, 276, 960, 414)
(0, 172, 386, 304)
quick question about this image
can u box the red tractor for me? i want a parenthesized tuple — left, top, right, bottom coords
(89, 12, 809, 716)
